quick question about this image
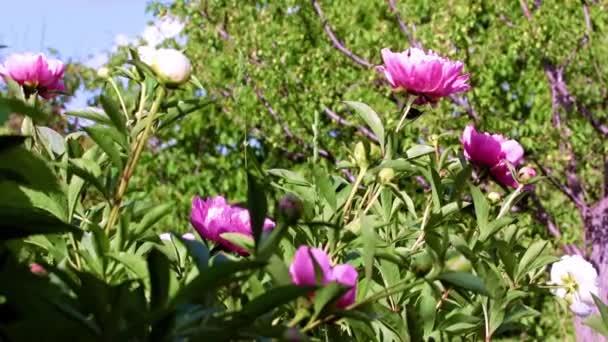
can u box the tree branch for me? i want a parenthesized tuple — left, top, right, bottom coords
(310, 0, 372, 68)
(323, 106, 379, 143)
(385, 0, 420, 48)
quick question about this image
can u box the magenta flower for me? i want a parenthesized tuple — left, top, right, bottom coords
(462, 125, 523, 168)
(289, 246, 333, 286)
(289, 245, 358, 309)
(0, 53, 65, 98)
(331, 264, 358, 309)
(462, 125, 530, 188)
(190, 196, 275, 255)
(378, 47, 470, 104)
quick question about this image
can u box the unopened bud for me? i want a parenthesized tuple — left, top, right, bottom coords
(369, 144, 382, 160)
(142, 48, 192, 86)
(282, 327, 308, 342)
(378, 168, 395, 184)
(30, 263, 47, 276)
(97, 67, 110, 79)
(353, 142, 368, 169)
(487, 192, 501, 203)
(446, 255, 472, 272)
(278, 193, 303, 224)
(518, 166, 536, 182)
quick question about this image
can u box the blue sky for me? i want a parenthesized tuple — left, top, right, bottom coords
(0, 0, 151, 61)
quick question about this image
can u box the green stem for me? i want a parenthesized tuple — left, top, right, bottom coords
(496, 184, 524, 219)
(69, 233, 82, 270)
(395, 95, 416, 133)
(106, 86, 166, 232)
(342, 167, 367, 222)
(109, 78, 130, 120)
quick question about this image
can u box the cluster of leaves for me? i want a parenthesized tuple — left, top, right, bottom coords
(0, 42, 558, 340)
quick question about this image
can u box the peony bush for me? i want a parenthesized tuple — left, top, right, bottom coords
(0, 2, 607, 341)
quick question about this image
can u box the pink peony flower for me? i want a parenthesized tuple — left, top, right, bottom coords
(29, 263, 47, 275)
(0, 53, 65, 98)
(378, 47, 470, 104)
(462, 125, 529, 188)
(289, 246, 334, 286)
(190, 196, 275, 255)
(289, 245, 358, 309)
(331, 264, 358, 309)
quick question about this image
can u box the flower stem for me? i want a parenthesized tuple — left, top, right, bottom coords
(395, 95, 416, 133)
(496, 184, 524, 219)
(106, 86, 166, 232)
(342, 167, 367, 222)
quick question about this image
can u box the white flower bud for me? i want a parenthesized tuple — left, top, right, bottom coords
(149, 48, 192, 86)
(97, 67, 110, 79)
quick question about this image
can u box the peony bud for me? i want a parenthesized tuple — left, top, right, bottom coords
(97, 67, 110, 79)
(369, 144, 382, 161)
(278, 193, 303, 224)
(353, 142, 368, 169)
(146, 48, 191, 86)
(30, 263, 47, 276)
(518, 166, 536, 182)
(378, 168, 395, 184)
(487, 192, 501, 203)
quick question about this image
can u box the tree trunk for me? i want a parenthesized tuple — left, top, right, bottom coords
(574, 198, 608, 342)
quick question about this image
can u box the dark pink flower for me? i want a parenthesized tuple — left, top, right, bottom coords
(289, 245, 358, 309)
(331, 264, 358, 308)
(289, 246, 333, 286)
(462, 125, 528, 188)
(0, 53, 65, 98)
(378, 47, 470, 104)
(30, 263, 47, 275)
(190, 196, 275, 255)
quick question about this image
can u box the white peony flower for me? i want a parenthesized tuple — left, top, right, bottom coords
(550, 255, 599, 317)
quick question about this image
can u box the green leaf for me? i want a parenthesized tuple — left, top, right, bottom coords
(37, 126, 65, 155)
(99, 95, 127, 133)
(312, 282, 346, 318)
(418, 284, 437, 338)
(68, 158, 109, 199)
(437, 271, 490, 296)
(360, 215, 376, 297)
(0, 206, 79, 240)
(132, 203, 174, 236)
(314, 167, 337, 210)
(247, 172, 267, 249)
(592, 293, 608, 328)
(147, 248, 179, 310)
(66, 108, 113, 126)
(257, 221, 289, 260)
(266, 255, 291, 285)
(83, 126, 124, 170)
(108, 252, 148, 279)
(406, 145, 435, 159)
(469, 185, 489, 237)
(267, 168, 310, 186)
(0, 145, 61, 193)
(344, 101, 384, 152)
(584, 315, 608, 337)
(515, 240, 548, 282)
(480, 216, 515, 242)
(0, 96, 47, 122)
(179, 237, 209, 272)
(236, 285, 314, 320)
(220, 232, 255, 253)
